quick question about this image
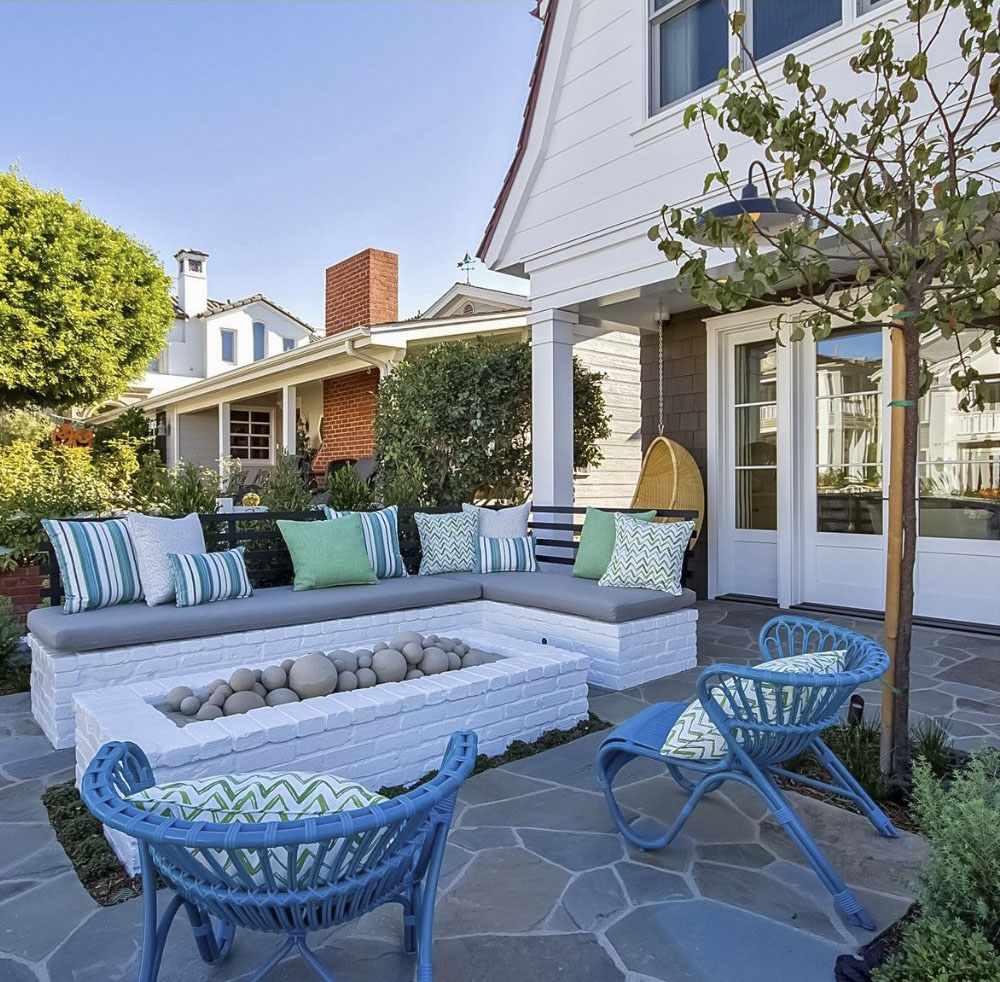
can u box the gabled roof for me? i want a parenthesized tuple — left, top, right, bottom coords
(477, 0, 558, 262)
(420, 282, 530, 320)
(169, 293, 317, 335)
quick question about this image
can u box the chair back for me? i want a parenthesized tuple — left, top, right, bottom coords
(695, 616, 888, 765)
(81, 733, 477, 932)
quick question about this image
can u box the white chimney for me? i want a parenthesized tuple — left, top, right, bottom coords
(175, 248, 209, 317)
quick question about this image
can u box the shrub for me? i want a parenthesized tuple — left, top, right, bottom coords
(823, 716, 889, 802)
(326, 465, 374, 512)
(92, 408, 157, 461)
(159, 462, 219, 517)
(259, 453, 312, 512)
(0, 597, 24, 669)
(378, 459, 424, 508)
(0, 409, 52, 447)
(872, 915, 1000, 982)
(911, 717, 954, 781)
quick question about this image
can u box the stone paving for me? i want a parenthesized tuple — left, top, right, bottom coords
(3, 596, 996, 981)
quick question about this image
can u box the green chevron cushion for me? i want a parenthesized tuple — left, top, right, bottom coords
(598, 514, 694, 596)
(129, 771, 387, 888)
(415, 511, 478, 575)
(660, 650, 848, 760)
(573, 508, 656, 580)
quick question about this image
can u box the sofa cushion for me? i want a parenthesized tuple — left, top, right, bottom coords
(27, 576, 483, 653)
(438, 567, 696, 623)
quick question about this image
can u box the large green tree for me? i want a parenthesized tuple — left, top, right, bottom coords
(649, 0, 1000, 774)
(374, 338, 611, 505)
(0, 171, 173, 411)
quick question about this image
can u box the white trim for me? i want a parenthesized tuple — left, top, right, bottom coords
(420, 283, 529, 319)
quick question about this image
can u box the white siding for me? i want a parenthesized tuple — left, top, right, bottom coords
(177, 409, 219, 469)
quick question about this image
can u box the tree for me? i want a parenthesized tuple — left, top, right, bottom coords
(648, 0, 1000, 776)
(0, 171, 173, 411)
(374, 338, 611, 505)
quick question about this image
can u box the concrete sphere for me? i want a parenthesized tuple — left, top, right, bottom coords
(209, 684, 233, 708)
(265, 688, 300, 707)
(462, 649, 490, 668)
(424, 634, 439, 646)
(224, 690, 266, 715)
(404, 669, 424, 681)
(453, 643, 468, 657)
(253, 668, 263, 682)
(253, 682, 268, 698)
(328, 650, 357, 673)
(389, 632, 423, 651)
(179, 695, 201, 716)
(356, 667, 377, 688)
(208, 679, 228, 692)
(288, 653, 338, 699)
(261, 666, 287, 692)
(372, 641, 389, 653)
(357, 653, 373, 669)
(437, 638, 455, 654)
(353, 649, 373, 665)
(420, 647, 448, 676)
(281, 658, 295, 674)
(229, 668, 256, 693)
(372, 648, 408, 684)
(401, 642, 424, 666)
(447, 652, 462, 671)
(336, 670, 359, 693)
(166, 686, 194, 711)
(196, 703, 224, 721)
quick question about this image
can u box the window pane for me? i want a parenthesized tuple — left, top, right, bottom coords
(657, 0, 729, 107)
(734, 340, 777, 404)
(752, 1, 841, 60)
(253, 322, 265, 361)
(149, 355, 160, 373)
(735, 405, 777, 466)
(816, 328, 882, 394)
(816, 395, 882, 468)
(919, 462, 1000, 540)
(221, 331, 235, 363)
(283, 338, 295, 352)
(735, 469, 777, 530)
(817, 466, 883, 533)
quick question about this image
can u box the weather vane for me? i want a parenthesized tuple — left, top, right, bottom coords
(457, 252, 475, 284)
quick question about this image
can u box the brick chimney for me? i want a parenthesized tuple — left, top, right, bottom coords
(324, 248, 398, 336)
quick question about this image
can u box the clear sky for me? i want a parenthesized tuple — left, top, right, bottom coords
(0, 1, 539, 325)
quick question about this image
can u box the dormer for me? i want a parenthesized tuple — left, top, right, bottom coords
(175, 248, 209, 317)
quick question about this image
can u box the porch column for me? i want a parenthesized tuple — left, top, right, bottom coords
(530, 308, 577, 506)
(217, 402, 230, 478)
(165, 408, 179, 469)
(281, 384, 297, 455)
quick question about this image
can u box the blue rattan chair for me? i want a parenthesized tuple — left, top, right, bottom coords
(596, 615, 897, 930)
(81, 732, 477, 982)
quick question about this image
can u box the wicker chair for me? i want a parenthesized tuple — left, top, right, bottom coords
(631, 436, 706, 544)
(81, 732, 477, 982)
(596, 616, 896, 930)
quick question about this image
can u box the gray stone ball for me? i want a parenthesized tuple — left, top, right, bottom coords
(401, 641, 424, 666)
(224, 690, 266, 715)
(437, 638, 455, 654)
(166, 686, 194, 712)
(253, 668, 263, 682)
(288, 653, 338, 699)
(281, 658, 295, 674)
(265, 688, 300, 707)
(196, 703, 223, 721)
(208, 679, 227, 692)
(372, 648, 408, 684)
(353, 649, 373, 664)
(253, 682, 268, 698)
(424, 634, 439, 646)
(356, 667, 377, 688)
(453, 643, 468, 657)
(328, 650, 357, 673)
(389, 632, 423, 651)
(420, 647, 448, 676)
(357, 653, 373, 669)
(447, 652, 462, 671)
(404, 668, 424, 680)
(209, 684, 233, 708)
(261, 666, 287, 692)
(336, 670, 359, 693)
(372, 641, 389, 653)
(229, 668, 256, 693)
(179, 695, 201, 716)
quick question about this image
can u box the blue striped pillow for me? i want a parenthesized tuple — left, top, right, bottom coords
(42, 518, 144, 614)
(322, 505, 407, 579)
(167, 547, 253, 607)
(477, 535, 537, 573)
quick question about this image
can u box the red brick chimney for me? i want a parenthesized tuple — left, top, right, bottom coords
(324, 248, 398, 336)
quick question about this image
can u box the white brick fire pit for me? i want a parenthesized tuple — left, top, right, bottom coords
(73, 630, 590, 872)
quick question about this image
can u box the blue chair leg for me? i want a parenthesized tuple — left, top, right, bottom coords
(183, 903, 235, 964)
(245, 935, 337, 982)
(401, 893, 417, 955)
(809, 737, 899, 838)
(137, 844, 184, 982)
(413, 824, 450, 982)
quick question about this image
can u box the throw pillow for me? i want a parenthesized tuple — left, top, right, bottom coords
(322, 505, 407, 579)
(572, 508, 656, 580)
(127, 512, 206, 607)
(129, 771, 387, 888)
(478, 535, 537, 573)
(415, 511, 478, 575)
(168, 547, 254, 607)
(599, 514, 694, 596)
(42, 517, 144, 614)
(278, 514, 376, 591)
(661, 650, 848, 760)
(462, 501, 531, 538)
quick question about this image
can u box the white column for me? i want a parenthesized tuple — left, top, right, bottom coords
(530, 308, 577, 506)
(165, 408, 180, 469)
(281, 385, 297, 456)
(218, 402, 230, 477)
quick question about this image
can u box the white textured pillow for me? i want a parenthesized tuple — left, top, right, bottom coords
(462, 501, 531, 538)
(127, 512, 206, 606)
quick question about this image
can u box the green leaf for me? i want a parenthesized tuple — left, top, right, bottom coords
(731, 9, 746, 34)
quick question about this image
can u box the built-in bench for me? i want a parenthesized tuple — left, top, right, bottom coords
(30, 507, 700, 748)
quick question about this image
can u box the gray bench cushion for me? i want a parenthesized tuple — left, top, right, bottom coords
(27, 577, 483, 653)
(438, 568, 696, 623)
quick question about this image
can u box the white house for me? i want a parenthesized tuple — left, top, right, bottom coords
(479, 0, 999, 626)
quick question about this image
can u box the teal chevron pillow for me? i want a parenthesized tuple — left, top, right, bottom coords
(130, 771, 387, 888)
(598, 514, 694, 596)
(661, 650, 848, 760)
(415, 511, 478, 575)
(322, 505, 407, 579)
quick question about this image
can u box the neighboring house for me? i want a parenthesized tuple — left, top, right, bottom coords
(478, 0, 999, 626)
(93, 247, 642, 505)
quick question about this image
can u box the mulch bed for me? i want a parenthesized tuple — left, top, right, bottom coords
(834, 905, 918, 982)
(0, 662, 31, 698)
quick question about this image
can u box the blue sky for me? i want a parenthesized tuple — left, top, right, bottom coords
(1, 1, 538, 325)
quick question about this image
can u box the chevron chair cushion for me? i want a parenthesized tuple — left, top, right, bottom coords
(323, 505, 408, 579)
(130, 771, 387, 888)
(415, 511, 478, 575)
(660, 650, 848, 760)
(598, 514, 694, 596)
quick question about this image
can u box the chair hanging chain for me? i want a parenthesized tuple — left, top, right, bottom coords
(657, 311, 665, 437)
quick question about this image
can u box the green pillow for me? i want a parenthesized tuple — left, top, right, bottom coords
(278, 515, 376, 591)
(573, 507, 656, 580)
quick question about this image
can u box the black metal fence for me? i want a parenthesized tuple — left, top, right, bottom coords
(38, 506, 698, 607)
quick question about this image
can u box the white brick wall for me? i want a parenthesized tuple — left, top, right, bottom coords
(73, 630, 590, 874)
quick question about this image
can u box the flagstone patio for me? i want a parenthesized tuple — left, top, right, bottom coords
(1, 598, 995, 982)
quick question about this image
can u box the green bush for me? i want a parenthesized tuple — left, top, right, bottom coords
(823, 716, 889, 802)
(158, 462, 220, 518)
(873, 915, 1000, 982)
(378, 459, 424, 508)
(92, 408, 157, 461)
(911, 717, 954, 780)
(259, 453, 312, 512)
(0, 597, 24, 669)
(326, 465, 374, 511)
(0, 409, 52, 447)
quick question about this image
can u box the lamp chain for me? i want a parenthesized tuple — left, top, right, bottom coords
(657, 314, 665, 437)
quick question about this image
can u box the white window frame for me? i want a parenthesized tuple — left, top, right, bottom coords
(282, 337, 296, 352)
(228, 405, 274, 465)
(221, 329, 237, 365)
(252, 321, 266, 362)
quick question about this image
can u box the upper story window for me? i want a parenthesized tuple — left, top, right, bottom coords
(221, 329, 236, 365)
(649, 0, 845, 116)
(282, 337, 295, 352)
(149, 349, 165, 374)
(253, 321, 266, 361)
(187, 259, 202, 273)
